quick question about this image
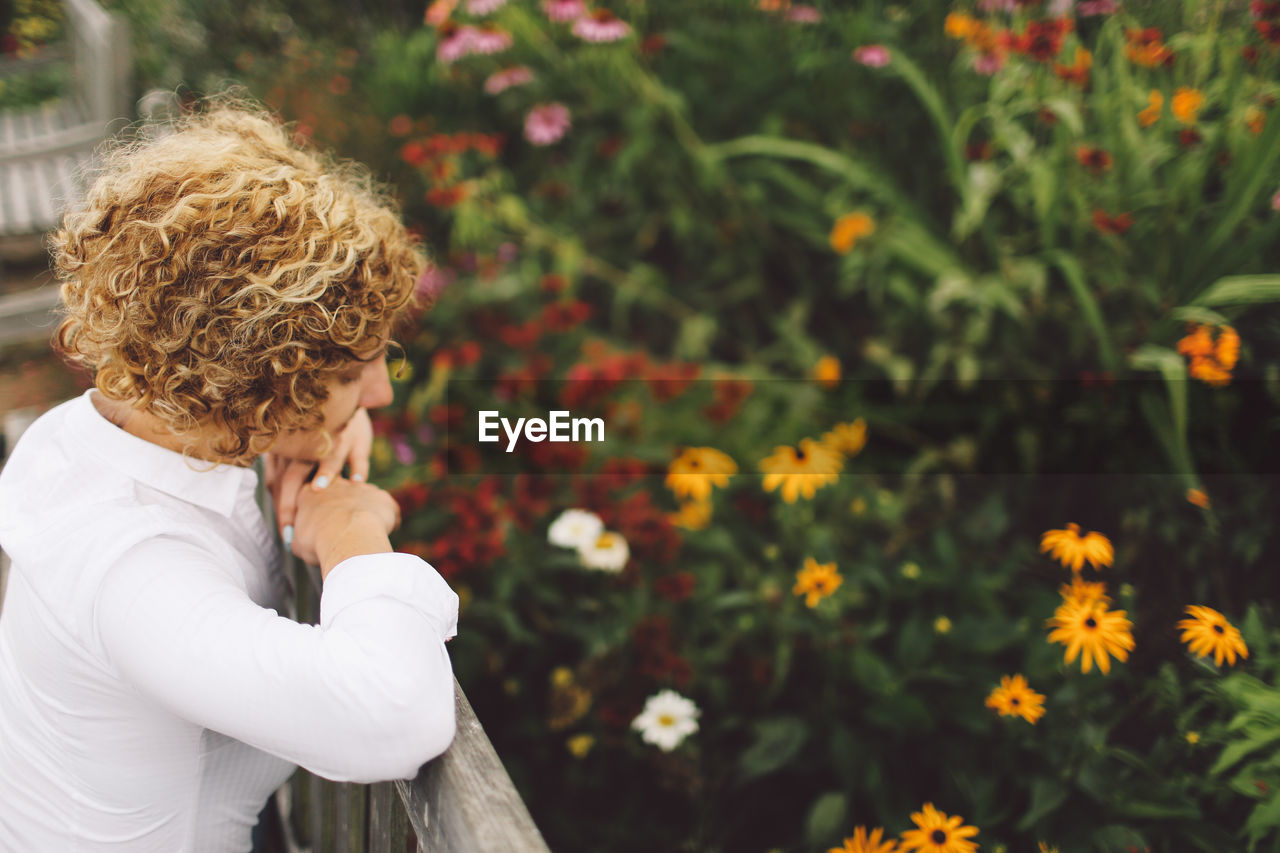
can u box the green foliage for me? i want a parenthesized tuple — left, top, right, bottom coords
(136, 0, 1280, 849)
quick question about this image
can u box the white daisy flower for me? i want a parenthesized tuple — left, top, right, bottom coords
(631, 689, 699, 752)
(577, 530, 629, 572)
(548, 508, 604, 549)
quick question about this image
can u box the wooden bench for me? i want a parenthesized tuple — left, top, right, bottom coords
(0, 0, 131, 256)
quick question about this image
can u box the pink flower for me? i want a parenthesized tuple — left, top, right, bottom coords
(466, 0, 509, 14)
(415, 265, 456, 301)
(543, 0, 586, 22)
(470, 26, 514, 54)
(484, 65, 535, 94)
(437, 26, 477, 64)
(525, 103, 572, 146)
(572, 10, 632, 42)
(785, 5, 823, 22)
(973, 52, 1005, 75)
(852, 45, 891, 67)
(978, 0, 1018, 10)
(1077, 0, 1117, 13)
(1272, 188, 1280, 211)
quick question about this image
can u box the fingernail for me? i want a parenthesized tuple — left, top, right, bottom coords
(313, 475, 330, 490)
(351, 473, 365, 483)
(282, 525, 294, 550)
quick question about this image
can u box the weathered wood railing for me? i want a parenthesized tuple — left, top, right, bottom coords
(278, 554, 552, 853)
(0, 406, 552, 852)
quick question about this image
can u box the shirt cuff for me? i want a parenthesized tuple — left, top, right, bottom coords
(319, 552, 459, 641)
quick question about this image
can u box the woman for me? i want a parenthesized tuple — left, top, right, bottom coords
(0, 101, 458, 851)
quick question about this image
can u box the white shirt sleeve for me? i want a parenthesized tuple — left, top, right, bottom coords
(95, 536, 459, 783)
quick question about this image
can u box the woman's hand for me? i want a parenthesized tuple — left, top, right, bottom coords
(265, 408, 375, 548)
(290, 477, 402, 577)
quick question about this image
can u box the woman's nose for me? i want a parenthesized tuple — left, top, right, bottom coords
(360, 361, 395, 409)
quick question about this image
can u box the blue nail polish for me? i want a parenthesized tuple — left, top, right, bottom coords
(282, 525, 294, 550)
(313, 475, 330, 490)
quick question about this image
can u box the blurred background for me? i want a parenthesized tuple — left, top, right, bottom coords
(2, 1, 1280, 850)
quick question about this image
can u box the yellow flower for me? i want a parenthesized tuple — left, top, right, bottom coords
(666, 447, 738, 502)
(898, 803, 979, 853)
(760, 438, 843, 502)
(985, 674, 1046, 724)
(829, 212, 876, 254)
(1058, 574, 1109, 607)
(822, 418, 868, 458)
(1178, 605, 1249, 666)
(851, 496, 868, 515)
(1138, 90, 1163, 127)
(814, 355, 842, 389)
(1186, 731, 1201, 745)
(1171, 87, 1205, 125)
(793, 557, 842, 608)
(934, 616, 952, 635)
(1046, 598, 1134, 675)
(1186, 488, 1210, 508)
(900, 561, 920, 579)
(668, 498, 713, 531)
(830, 826, 900, 853)
(566, 733, 595, 758)
(1040, 523, 1114, 573)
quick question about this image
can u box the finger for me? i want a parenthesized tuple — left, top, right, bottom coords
(276, 460, 313, 541)
(346, 412, 373, 484)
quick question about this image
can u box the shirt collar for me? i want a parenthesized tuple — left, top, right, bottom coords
(68, 389, 258, 518)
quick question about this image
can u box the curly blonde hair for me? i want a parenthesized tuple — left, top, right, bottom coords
(53, 98, 428, 464)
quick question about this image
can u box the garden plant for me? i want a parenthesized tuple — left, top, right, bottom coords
(88, 0, 1280, 850)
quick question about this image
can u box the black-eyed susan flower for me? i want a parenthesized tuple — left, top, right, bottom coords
(822, 418, 868, 458)
(1046, 598, 1134, 674)
(898, 803, 979, 853)
(1059, 574, 1110, 608)
(985, 674, 1047, 724)
(666, 447, 738, 502)
(829, 212, 876, 254)
(668, 498, 713, 531)
(793, 557, 842, 608)
(1040, 523, 1114, 572)
(829, 826, 900, 853)
(1178, 605, 1249, 666)
(760, 438, 843, 503)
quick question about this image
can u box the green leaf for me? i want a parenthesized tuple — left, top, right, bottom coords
(1190, 275, 1280, 307)
(738, 716, 809, 783)
(1244, 790, 1280, 850)
(1213, 728, 1280, 776)
(1016, 777, 1069, 831)
(804, 792, 848, 845)
(1090, 825, 1148, 852)
(1043, 251, 1120, 372)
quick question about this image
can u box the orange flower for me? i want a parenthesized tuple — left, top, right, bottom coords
(1125, 28, 1174, 67)
(1053, 46, 1092, 86)
(1171, 87, 1205, 124)
(1138, 90, 1163, 127)
(1092, 210, 1133, 235)
(1186, 488, 1210, 509)
(813, 356, 842, 389)
(829, 212, 876, 254)
(1246, 106, 1266, 136)
(1177, 324, 1240, 387)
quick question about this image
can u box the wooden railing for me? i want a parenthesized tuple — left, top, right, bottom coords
(279, 555, 552, 853)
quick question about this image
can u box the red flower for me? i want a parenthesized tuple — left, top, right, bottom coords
(509, 473, 557, 531)
(426, 185, 468, 207)
(540, 300, 592, 332)
(539, 274, 568, 293)
(654, 571, 696, 603)
(964, 140, 993, 161)
(400, 141, 429, 166)
(1075, 145, 1113, 173)
(595, 491, 682, 565)
(596, 457, 654, 491)
(1009, 18, 1073, 62)
(646, 361, 700, 402)
(1092, 210, 1133, 235)
(498, 320, 542, 350)
(1178, 128, 1203, 147)
(391, 482, 432, 516)
(640, 33, 667, 55)
(705, 376, 753, 423)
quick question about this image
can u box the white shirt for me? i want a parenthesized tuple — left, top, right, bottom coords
(0, 390, 459, 852)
